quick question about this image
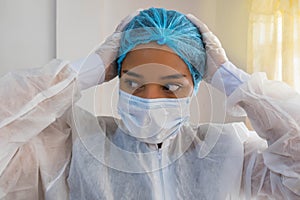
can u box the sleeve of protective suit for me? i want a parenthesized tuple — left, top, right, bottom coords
(211, 61, 300, 198)
(0, 57, 105, 200)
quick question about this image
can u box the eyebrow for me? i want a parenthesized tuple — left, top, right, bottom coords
(160, 74, 187, 80)
(122, 70, 144, 78)
(122, 70, 187, 80)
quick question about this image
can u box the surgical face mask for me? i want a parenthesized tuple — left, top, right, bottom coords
(117, 90, 191, 144)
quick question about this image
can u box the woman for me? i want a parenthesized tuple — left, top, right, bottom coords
(0, 8, 299, 200)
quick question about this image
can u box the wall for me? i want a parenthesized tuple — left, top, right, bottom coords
(0, 0, 56, 76)
(0, 0, 250, 123)
(56, 0, 249, 69)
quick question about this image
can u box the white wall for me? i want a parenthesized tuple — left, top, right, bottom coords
(0, 0, 56, 76)
(56, 0, 249, 69)
(0, 0, 250, 123)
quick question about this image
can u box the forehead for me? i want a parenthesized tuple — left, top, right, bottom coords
(121, 43, 190, 75)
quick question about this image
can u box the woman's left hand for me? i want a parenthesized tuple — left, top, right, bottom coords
(186, 14, 228, 83)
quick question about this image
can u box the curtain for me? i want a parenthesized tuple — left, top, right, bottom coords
(247, 0, 300, 92)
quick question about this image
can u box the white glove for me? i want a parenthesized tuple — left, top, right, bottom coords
(95, 9, 142, 82)
(186, 14, 228, 83)
(71, 9, 142, 90)
(186, 14, 250, 96)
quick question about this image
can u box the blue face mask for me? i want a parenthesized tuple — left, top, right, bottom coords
(117, 90, 191, 144)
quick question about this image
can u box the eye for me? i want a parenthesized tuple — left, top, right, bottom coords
(162, 83, 182, 92)
(124, 79, 140, 90)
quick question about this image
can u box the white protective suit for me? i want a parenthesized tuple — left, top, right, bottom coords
(0, 55, 300, 200)
(1, 9, 300, 199)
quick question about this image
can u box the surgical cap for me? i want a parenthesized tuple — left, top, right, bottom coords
(117, 7, 206, 93)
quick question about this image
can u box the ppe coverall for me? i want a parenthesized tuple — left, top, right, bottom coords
(0, 57, 300, 199)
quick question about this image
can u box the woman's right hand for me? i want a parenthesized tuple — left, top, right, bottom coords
(95, 9, 142, 82)
(71, 9, 142, 90)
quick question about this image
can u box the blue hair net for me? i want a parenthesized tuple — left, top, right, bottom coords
(117, 7, 206, 93)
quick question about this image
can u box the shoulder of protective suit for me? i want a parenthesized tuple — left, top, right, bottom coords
(186, 122, 249, 142)
(181, 122, 249, 159)
(68, 105, 120, 139)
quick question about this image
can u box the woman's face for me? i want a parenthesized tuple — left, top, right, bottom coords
(120, 43, 194, 99)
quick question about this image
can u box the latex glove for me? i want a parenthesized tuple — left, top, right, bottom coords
(71, 9, 142, 90)
(95, 9, 142, 82)
(186, 14, 250, 96)
(186, 14, 228, 83)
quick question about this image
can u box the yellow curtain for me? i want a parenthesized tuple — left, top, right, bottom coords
(247, 0, 300, 92)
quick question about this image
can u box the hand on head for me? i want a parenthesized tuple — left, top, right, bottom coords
(186, 14, 228, 83)
(95, 9, 142, 82)
(96, 8, 227, 89)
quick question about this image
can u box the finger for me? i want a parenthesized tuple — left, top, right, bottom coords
(186, 14, 210, 34)
(116, 9, 143, 32)
(201, 32, 223, 48)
